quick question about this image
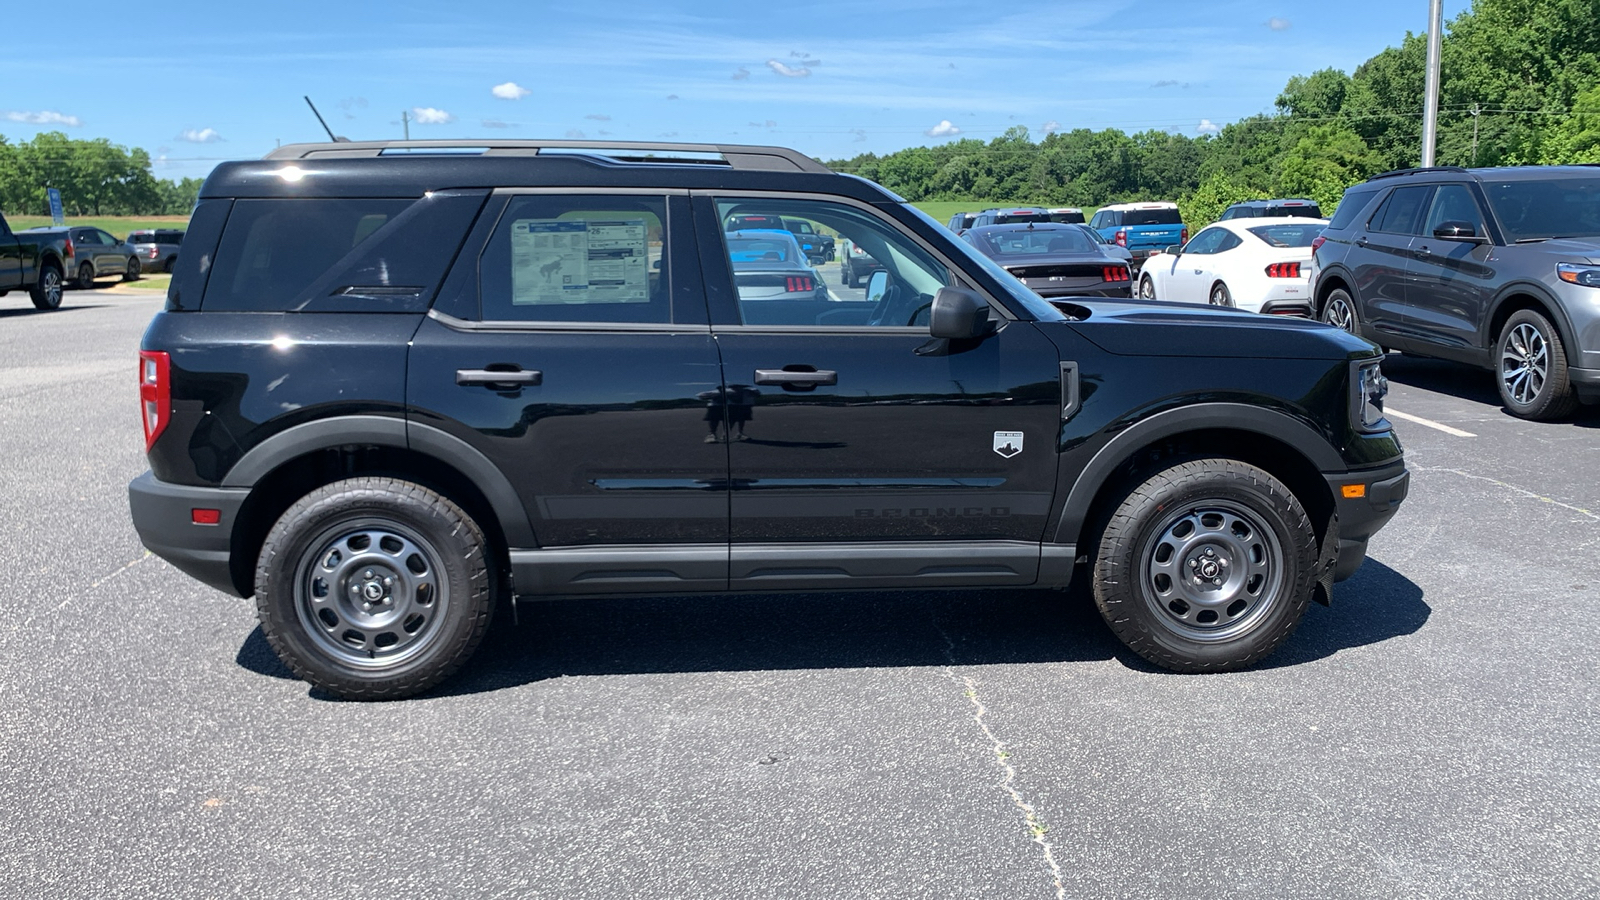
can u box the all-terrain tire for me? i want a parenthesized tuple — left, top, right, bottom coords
(1092, 458, 1317, 672)
(255, 477, 495, 700)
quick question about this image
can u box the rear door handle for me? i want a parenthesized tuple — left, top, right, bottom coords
(456, 368, 542, 386)
(754, 368, 837, 386)
(1355, 236, 1369, 247)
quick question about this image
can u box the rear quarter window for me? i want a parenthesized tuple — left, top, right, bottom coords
(1326, 188, 1381, 230)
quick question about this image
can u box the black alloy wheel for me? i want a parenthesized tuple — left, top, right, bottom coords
(123, 257, 141, 281)
(77, 262, 96, 289)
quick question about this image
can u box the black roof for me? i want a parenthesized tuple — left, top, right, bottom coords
(1366, 164, 1600, 184)
(200, 139, 890, 201)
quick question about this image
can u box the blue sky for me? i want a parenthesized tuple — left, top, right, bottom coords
(2, 0, 1470, 182)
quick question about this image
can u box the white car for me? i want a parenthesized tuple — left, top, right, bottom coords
(1136, 217, 1328, 315)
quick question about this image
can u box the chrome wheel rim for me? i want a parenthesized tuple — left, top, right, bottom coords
(1501, 322, 1549, 405)
(1139, 501, 1284, 643)
(1210, 286, 1232, 307)
(1324, 296, 1355, 332)
(1140, 276, 1155, 299)
(42, 270, 61, 306)
(293, 521, 451, 668)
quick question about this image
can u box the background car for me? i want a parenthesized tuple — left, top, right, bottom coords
(838, 235, 883, 287)
(20, 225, 140, 287)
(1138, 216, 1326, 314)
(970, 206, 1052, 227)
(1048, 207, 1086, 224)
(127, 229, 184, 273)
(726, 229, 828, 302)
(1069, 223, 1133, 265)
(1089, 202, 1187, 270)
(1313, 165, 1600, 420)
(961, 222, 1131, 297)
(1219, 198, 1324, 220)
(781, 217, 834, 264)
(946, 211, 976, 234)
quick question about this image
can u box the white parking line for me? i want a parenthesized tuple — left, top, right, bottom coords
(1386, 407, 1477, 438)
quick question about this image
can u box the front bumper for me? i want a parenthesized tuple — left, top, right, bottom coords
(128, 471, 250, 596)
(1323, 459, 1409, 582)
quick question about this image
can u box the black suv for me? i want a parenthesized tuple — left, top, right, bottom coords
(128, 139, 1408, 699)
(1313, 165, 1600, 420)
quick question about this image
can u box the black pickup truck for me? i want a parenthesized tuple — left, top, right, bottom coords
(0, 212, 69, 309)
(128, 139, 1408, 700)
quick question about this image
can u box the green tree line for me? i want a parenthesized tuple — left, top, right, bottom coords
(826, 0, 1600, 223)
(0, 132, 201, 218)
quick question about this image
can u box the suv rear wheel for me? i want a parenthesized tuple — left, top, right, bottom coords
(1497, 308, 1579, 421)
(1321, 288, 1357, 333)
(1092, 459, 1316, 672)
(255, 477, 495, 700)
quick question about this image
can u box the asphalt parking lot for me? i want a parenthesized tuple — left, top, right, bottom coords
(2, 289, 1598, 899)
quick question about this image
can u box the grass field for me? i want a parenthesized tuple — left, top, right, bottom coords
(5, 215, 190, 241)
(910, 201, 1020, 224)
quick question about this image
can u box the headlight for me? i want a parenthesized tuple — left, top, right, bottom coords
(1556, 263, 1600, 287)
(1354, 360, 1389, 432)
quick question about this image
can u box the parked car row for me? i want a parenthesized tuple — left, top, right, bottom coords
(0, 218, 188, 310)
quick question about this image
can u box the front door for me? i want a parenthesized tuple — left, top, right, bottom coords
(1404, 183, 1497, 352)
(696, 194, 1064, 591)
(1164, 226, 1230, 302)
(406, 192, 729, 594)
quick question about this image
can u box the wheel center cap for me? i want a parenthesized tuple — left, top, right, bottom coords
(1198, 559, 1221, 579)
(362, 582, 386, 602)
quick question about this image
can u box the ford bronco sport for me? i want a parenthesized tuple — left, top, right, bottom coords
(128, 139, 1408, 699)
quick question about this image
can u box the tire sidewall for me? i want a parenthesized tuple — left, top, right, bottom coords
(1322, 288, 1357, 332)
(255, 479, 491, 698)
(1496, 309, 1574, 420)
(1093, 460, 1316, 670)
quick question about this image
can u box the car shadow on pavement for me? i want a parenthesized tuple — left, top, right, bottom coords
(236, 557, 1430, 697)
(0, 304, 106, 319)
(1379, 352, 1503, 406)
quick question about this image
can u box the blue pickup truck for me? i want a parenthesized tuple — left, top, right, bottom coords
(1089, 202, 1187, 271)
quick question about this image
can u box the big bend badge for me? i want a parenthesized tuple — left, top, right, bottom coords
(993, 431, 1023, 458)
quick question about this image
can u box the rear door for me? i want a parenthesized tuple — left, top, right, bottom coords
(1353, 184, 1434, 336)
(697, 193, 1064, 591)
(406, 191, 729, 594)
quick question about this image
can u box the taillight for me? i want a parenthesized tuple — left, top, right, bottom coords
(139, 351, 171, 451)
(1311, 235, 1326, 253)
(1179, 228, 1188, 244)
(148, 247, 159, 259)
(785, 275, 814, 292)
(1265, 262, 1303, 278)
(1114, 230, 1126, 247)
(63, 238, 74, 258)
(1102, 265, 1129, 282)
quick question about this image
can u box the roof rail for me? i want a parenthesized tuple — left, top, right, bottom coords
(262, 139, 832, 174)
(1369, 165, 1470, 180)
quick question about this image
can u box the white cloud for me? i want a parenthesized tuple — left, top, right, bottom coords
(492, 82, 530, 100)
(411, 107, 455, 124)
(766, 59, 812, 78)
(925, 119, 961, 137)
(1197, 119, 1221, 134)
(732, 67, 751, 80)
(1041, 120, 1060, 133)
(6, 110, 82, 127)
(584, 113, 611, 121)
(178, 128, 223, 143)
(482, 119, 513, 129)
(565, 129, 586, 139)
(1267, 17, 1291, 30)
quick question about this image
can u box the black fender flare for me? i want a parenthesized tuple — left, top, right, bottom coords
(221, 415, 536, 546)
(1313, 265, 1355, 310)
(1051, 403, 1343, 545)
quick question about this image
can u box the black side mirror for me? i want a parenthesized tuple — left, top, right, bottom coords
(929, 286, 991, 339)
(1432, 220, 1485, 242)
(1164, 244, 1184, 256)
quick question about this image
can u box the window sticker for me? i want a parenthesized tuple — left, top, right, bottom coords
(511, 218, 649, 305)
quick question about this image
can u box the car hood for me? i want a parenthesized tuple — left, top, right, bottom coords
(1527, 237, 1600, 261)
(1044, 298, 1378, 360)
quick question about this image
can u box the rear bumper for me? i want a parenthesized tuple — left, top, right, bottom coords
(1324, 459, 1409, 582)
(128, 471, 250, 596)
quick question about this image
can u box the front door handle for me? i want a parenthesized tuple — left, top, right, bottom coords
(456, 368, 542, 386)
(1356, 236, 1369, 247)
(754, 368, 837, 386)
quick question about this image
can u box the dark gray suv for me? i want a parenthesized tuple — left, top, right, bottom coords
(1313, 165, 1600, 420)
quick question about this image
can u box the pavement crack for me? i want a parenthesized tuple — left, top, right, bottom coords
(1414, 466, 1600, 522)
(934, 616, 1065, 899)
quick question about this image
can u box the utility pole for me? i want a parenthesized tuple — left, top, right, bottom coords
(1470, 103, 1480, 165)
(1421, 0, 1444, 166)
(402, 110, 410, 140)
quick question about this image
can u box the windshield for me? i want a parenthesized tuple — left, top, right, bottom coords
(976, 228, 1097, 257)
(897, 204, 1064, 322)
(1122, 208, 1182, 226)
(1483, 177, 1600, 241)
(1246, 223, 1325, 248)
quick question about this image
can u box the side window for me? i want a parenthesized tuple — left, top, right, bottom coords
(479, 194, 669, 324)
(1215, 231, 1244, 253)
(1370, 186, 1435, 235)
(713, 198, 955, 328)
(1326, 188, 1381, 230)
(97, 229, 119, 245)
(1182, 227, 1229, 255)
(1423, 184, 1485, 235)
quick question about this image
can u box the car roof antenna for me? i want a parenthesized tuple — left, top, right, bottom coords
(303, 96, 350, 143)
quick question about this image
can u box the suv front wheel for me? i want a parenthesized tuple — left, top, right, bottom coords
(1092, 459, 1317, 672)
(255, 477, 495, 700)
(1497, 308, 1580, 421)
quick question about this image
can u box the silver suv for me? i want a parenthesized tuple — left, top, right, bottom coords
(127, 229, 184, 273)
(1313, 165, 1600, 420)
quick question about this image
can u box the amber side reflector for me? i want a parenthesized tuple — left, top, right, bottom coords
(192, 508, 222, 525)
(1341, 484, 1366, 499)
